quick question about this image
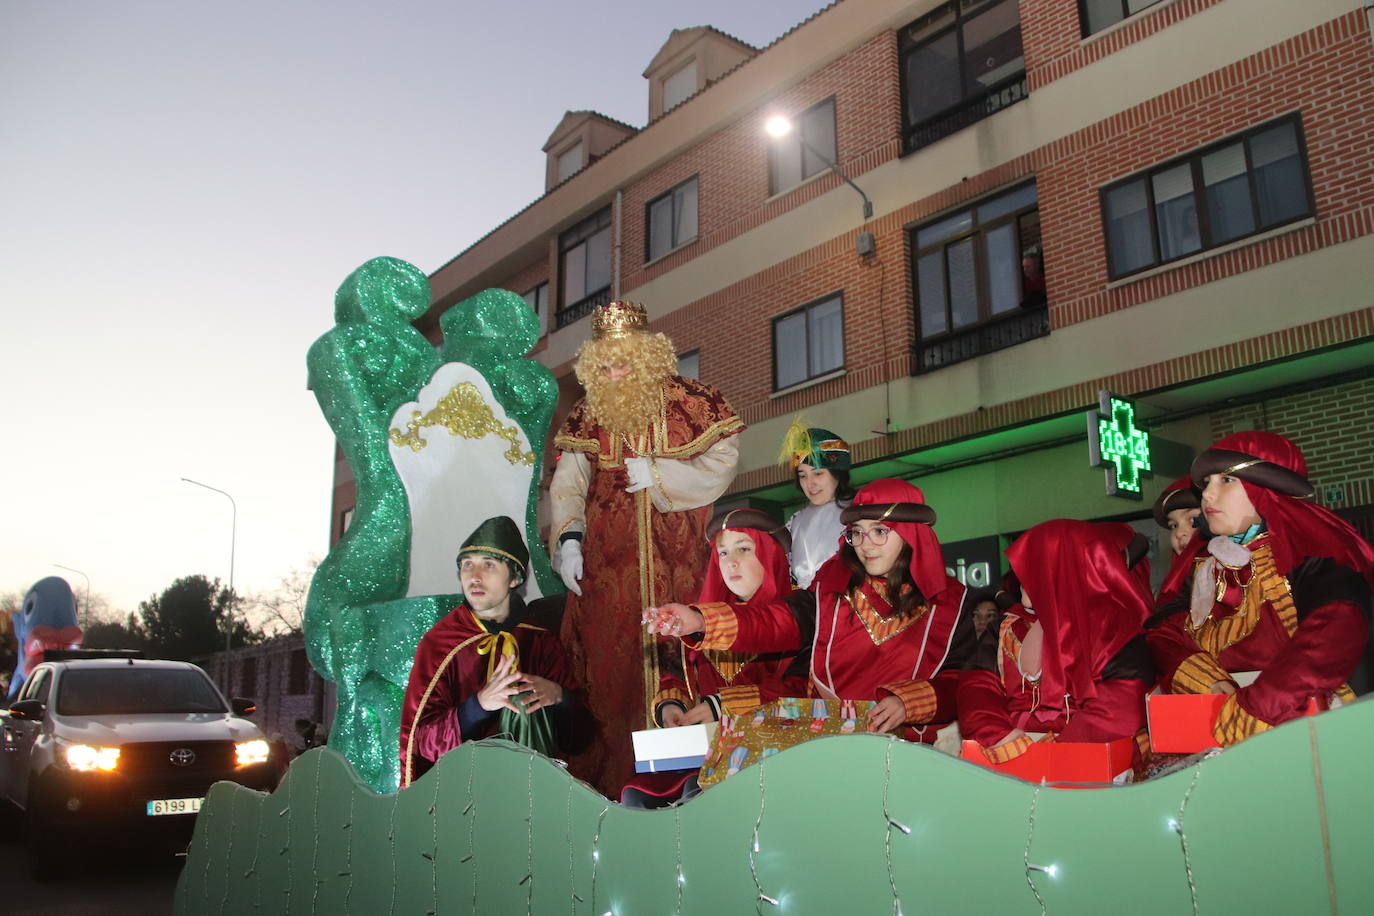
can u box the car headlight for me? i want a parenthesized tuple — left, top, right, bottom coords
(235, 739, 270, 767)
(65, 743, 120, 772)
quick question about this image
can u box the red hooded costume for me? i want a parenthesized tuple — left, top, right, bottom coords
(959, 520, 1155, 762)
(1146, 431, 1374, 745)
(685, 479, 976, 742)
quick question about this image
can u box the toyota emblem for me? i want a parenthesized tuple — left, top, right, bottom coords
(169, 747, 196, 767)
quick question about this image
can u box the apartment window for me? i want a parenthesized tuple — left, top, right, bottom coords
(773, 293, 844, 390)
(677, 349, 699, 380)
(911, 182, 1047, 371)
(522, 282, 549, 335)
(769, 97, 837, 196)
(1101, 116, 1314, 279)
(289, 648, 310, 695)
(899, 0, 1026, 153)
(557, 208, 612, 327)
(556, 142, 583, 183)
(1080, 0, 1163, 37)
(662, 60, 698, 112)
(646, 176, 698, 261)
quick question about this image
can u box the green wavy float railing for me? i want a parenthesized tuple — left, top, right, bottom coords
(174, 699, 1374, 914)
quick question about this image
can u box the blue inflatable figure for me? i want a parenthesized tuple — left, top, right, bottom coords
(8, 577, 82, 699)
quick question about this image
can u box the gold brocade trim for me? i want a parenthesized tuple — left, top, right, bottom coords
(1335, 683, 1356, 704)
(717, 684, 763, 715)
(1212, 693, 1273, 746)
(1171, 652, 1234, 695)
(881, 679, 938, 723)
(460, 545, 525, 570)
(851, 584, 927, 646)
(984, 734, 1035, 764)
(1186, 541, 1294, 655)
(996, 615, 1022, 681)
(390, 382, 536, 466)
(637, 488, 659, 729)
(650, 459, 674, 511)
(702, 648, 756, 688)
(696, 602, 740, 650)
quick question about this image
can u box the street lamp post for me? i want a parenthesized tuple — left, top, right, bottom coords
(765, 114, 874, 221)
(52, 564, 91, 630)
(181, 477, 237, 690)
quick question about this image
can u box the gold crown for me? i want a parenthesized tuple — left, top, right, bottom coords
(592, 300, 649, 340)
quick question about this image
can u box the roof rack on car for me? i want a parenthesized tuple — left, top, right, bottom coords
(43, 648, 145, 661)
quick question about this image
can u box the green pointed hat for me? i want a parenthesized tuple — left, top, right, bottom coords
(457, 516, 529, 585)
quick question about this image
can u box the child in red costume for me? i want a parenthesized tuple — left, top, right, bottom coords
(1146, 431, 1374, 746)
(647, 479, 977, 743)
(958, 520, 1155, 763)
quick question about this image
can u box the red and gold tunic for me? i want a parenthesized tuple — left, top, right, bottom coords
(550, 375, 743, 795)
(959, 607, 1153, 761)
(689, 557, 974, 743)
(1146, 534, 1370, 745)
(398, 601, 577, 788)
(654, 589, 811, 722)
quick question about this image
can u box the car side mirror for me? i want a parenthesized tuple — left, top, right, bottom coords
(231, 698, 257, 717)
(7, 699, 45, 720)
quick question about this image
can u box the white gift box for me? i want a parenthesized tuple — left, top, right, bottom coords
(631, 722, 718, 774)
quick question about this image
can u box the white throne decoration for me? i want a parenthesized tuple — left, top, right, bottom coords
(388, 362, 543, 600)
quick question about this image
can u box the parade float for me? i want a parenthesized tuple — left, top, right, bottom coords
(174, 258, 1374, 914)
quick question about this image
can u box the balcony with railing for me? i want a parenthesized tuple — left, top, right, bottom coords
(555, 287, 611, 330)
(904, 73, 1028, 154)
(913, 305, 1049, 373)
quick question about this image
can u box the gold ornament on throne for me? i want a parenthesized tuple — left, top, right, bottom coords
(389, 381, 535, 466)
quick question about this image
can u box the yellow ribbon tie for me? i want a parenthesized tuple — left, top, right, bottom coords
(473, 627, 520, 681)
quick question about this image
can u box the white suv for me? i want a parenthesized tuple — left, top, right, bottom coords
(1, 652, 278, 874)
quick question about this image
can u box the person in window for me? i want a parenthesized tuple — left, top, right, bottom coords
(624, 508, 809, 808)
(646, 479, 976, 744)
(398, 517, 582, 787)
(549, 300, 744, 797)
(778, 419, 854, 589)
(958, 521, 1155, 765)
(1019, 249, 1047, 309)
(1145, 432, 1374, 746)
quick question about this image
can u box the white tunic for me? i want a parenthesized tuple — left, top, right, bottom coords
(785, 500, 847, 589)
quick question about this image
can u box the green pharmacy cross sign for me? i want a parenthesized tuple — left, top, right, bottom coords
(1087, 391, 1152, 498)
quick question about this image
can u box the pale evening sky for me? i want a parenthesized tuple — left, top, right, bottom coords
(0, 0, 828, 615)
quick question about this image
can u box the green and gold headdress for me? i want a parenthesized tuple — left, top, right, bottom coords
(777, 416, 851, 472)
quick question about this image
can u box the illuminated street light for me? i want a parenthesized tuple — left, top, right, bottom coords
(763, 113, 874, 221)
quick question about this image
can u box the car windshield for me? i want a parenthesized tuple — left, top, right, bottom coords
(57, 667, 228, 715)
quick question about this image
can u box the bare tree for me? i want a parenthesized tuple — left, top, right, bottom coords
(245, 556, 319, 637)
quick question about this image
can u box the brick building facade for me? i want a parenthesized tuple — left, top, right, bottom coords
(329, 0, 1374, 585)
(200, 636, 334, 755)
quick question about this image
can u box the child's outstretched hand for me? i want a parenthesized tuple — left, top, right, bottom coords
(477, 654, 525, 714)
(642, 603, 705, 637)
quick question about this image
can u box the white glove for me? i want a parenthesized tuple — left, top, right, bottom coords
(624, 457, 654, 494)
(558, 539, 584, 596)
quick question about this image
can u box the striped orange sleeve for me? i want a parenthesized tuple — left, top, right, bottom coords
(717, 685, 762, 715)
(984, 734, 1035, 763)
(878, 680, 938, 724)
(694, 602, 739, 650)
(653, 686, 692, 715)
(1212, 694, 1273, 746)
(1171, 652, 1234, 695)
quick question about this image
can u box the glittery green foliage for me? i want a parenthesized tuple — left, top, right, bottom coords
(304, 257, 560, 793)
(175, 703, 1374, 914)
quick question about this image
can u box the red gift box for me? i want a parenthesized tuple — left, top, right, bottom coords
(960, 737, 1136, 787)
(1147, 693, 1324, 753)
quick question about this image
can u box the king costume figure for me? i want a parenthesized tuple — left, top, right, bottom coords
(550, 300, 744, 795)
(398, 516, 580, 788)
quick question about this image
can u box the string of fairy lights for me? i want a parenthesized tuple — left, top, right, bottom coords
(180, 730, 1349, 913)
